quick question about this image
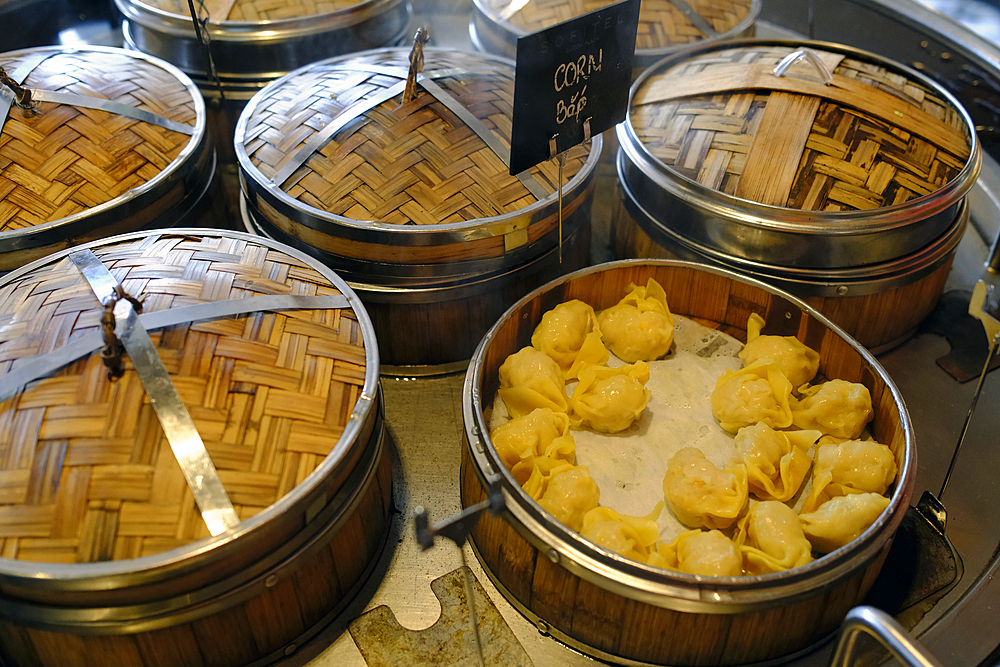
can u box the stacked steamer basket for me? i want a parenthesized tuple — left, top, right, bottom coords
(0, 46, 215, 274)
(237, 48, 602, 374)
(471, 0, 760, 73)
(0, 229, 389, 667)
(115, 0, 411, 162)
(461, 259, 915, 667)
(614, 40, 982, 351)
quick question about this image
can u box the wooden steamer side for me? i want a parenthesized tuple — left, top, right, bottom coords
(460, 260, 913, 666)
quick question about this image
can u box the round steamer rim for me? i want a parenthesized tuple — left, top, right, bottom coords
(620, 37, 982, 234)
(0, 227, 381, 589)
(0, 45, 208, 239)
(115, 0, 402, 37)
(464, 258, 915, 613)
(235, 46, 603, 242)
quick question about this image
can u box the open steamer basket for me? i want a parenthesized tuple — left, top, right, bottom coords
(0, 46, 216, 274)
(461, 259, 914, 666)
(613, 39, 982, 352)
(236, 47, 601, 374)
(0, 229, 390, 667)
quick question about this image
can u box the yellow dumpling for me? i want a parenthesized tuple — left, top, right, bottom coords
(662, 447, 748, 530)
(732, 422, 820, 502)
(792, 379, 873, 440)
(711, 360, 793, 433)
(651, 529, 743, 576)
(579, 506, 661, 563)
(569, 361, 651, 433)
(802, 439, 897, 512)
(734, 501, 813, 575)
(491, 408, 576, 486)
(522, 461, 575, 500)
(597, 278, 675, 363)
(498, 346, 568, 418)
(531, 299, 609, 380)
(799, 493, 891, 554)
(739, 313, 820, 387)
(536, 466, 601, 532)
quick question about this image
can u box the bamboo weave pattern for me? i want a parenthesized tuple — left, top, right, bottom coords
(138, 0, 364, 20)
(0, 50, 197, 233)
(241, 51, 589, 225)
(0, 233, 368, 563)
(503, 0, 753, 48)
(630, 46, 971, 211)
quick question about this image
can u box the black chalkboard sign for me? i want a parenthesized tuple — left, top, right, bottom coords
(509, 0, 640, 175)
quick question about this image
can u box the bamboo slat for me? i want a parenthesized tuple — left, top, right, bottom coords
(504, 0, 754, 49)
(241, 51, 590, 226)
(138, 0, 363, 20)
(630, 45, 973, 211)
(0, 232, 368, 564)
(0, 50, 198, 233)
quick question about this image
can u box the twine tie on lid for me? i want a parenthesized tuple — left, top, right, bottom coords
(0, 66, 34, 109)
(402, 26, 430, 105)
(99, 284, 145, 381)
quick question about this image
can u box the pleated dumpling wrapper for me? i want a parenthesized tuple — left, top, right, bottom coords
(491, 408, 576, 486)
(739, 313, 820, 388)
(662, 447, 749, 530)
(802, 439, 897, 512)
(579, 505, 662, 563)
(499, 346, 569, 418)
(535, 465, 601, 532)
(569, 361, 651, 433)
(733, 423, 821, 502)
(711, 360, 794, 433)
(531, 299, 609, 379)
(650, 529, 743, 577)
(734, 501, 814, 575)
(792, 379, 873, 440)
(597, 277, 675, 363)
(799, 493, 891, 554)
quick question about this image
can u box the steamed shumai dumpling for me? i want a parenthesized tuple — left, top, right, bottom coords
(597, 278, 675, 363)
(662, 447, 748, 530)
(569, 361, 651, 433)
(792, 379, 873, 440)
(739, 313, 820, 388)
(802, 439, 897, 512)
(711, 360, 793, 433)
(531, 299, 609, 379)
(536, 466, 601, 532)
(491, 408, 576, 486)
(734, 501, 813, 575)
(799, 493, 891, 554)
(579, 506, 661, 563)
(650, 529, 743, 576)
(732, 423, 821, 502)
(498, 346, 568, 418)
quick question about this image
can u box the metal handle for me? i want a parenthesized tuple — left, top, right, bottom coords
(829, 606, 944, 667)
(773, 49, 834, 84)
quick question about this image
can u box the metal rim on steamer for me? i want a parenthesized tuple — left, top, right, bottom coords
(617, 38, 982, 269)
(0, 228, 381, 599)
(469, 0, 762, 71)
(463, 258, 915, 614)
(0, 45, 209, 253)
(235, 47, 603, 282)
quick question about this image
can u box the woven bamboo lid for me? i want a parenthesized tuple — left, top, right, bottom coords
(238, 48, 593, 228)
(0, 46, 209, 271)
(0, 229, 377, 566)
(134, 0, 364, 21)
(628, 42, 976, 212)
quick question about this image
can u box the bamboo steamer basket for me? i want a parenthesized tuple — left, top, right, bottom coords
(614, 39, 981, 350)
(0, 228, 390, 667)
(0, 46, 216, 274)
(237, 47, 601, 374)
(461, 259, 915, 666)
(471, 0, 760, 73)
(115, 0, 410, 159)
